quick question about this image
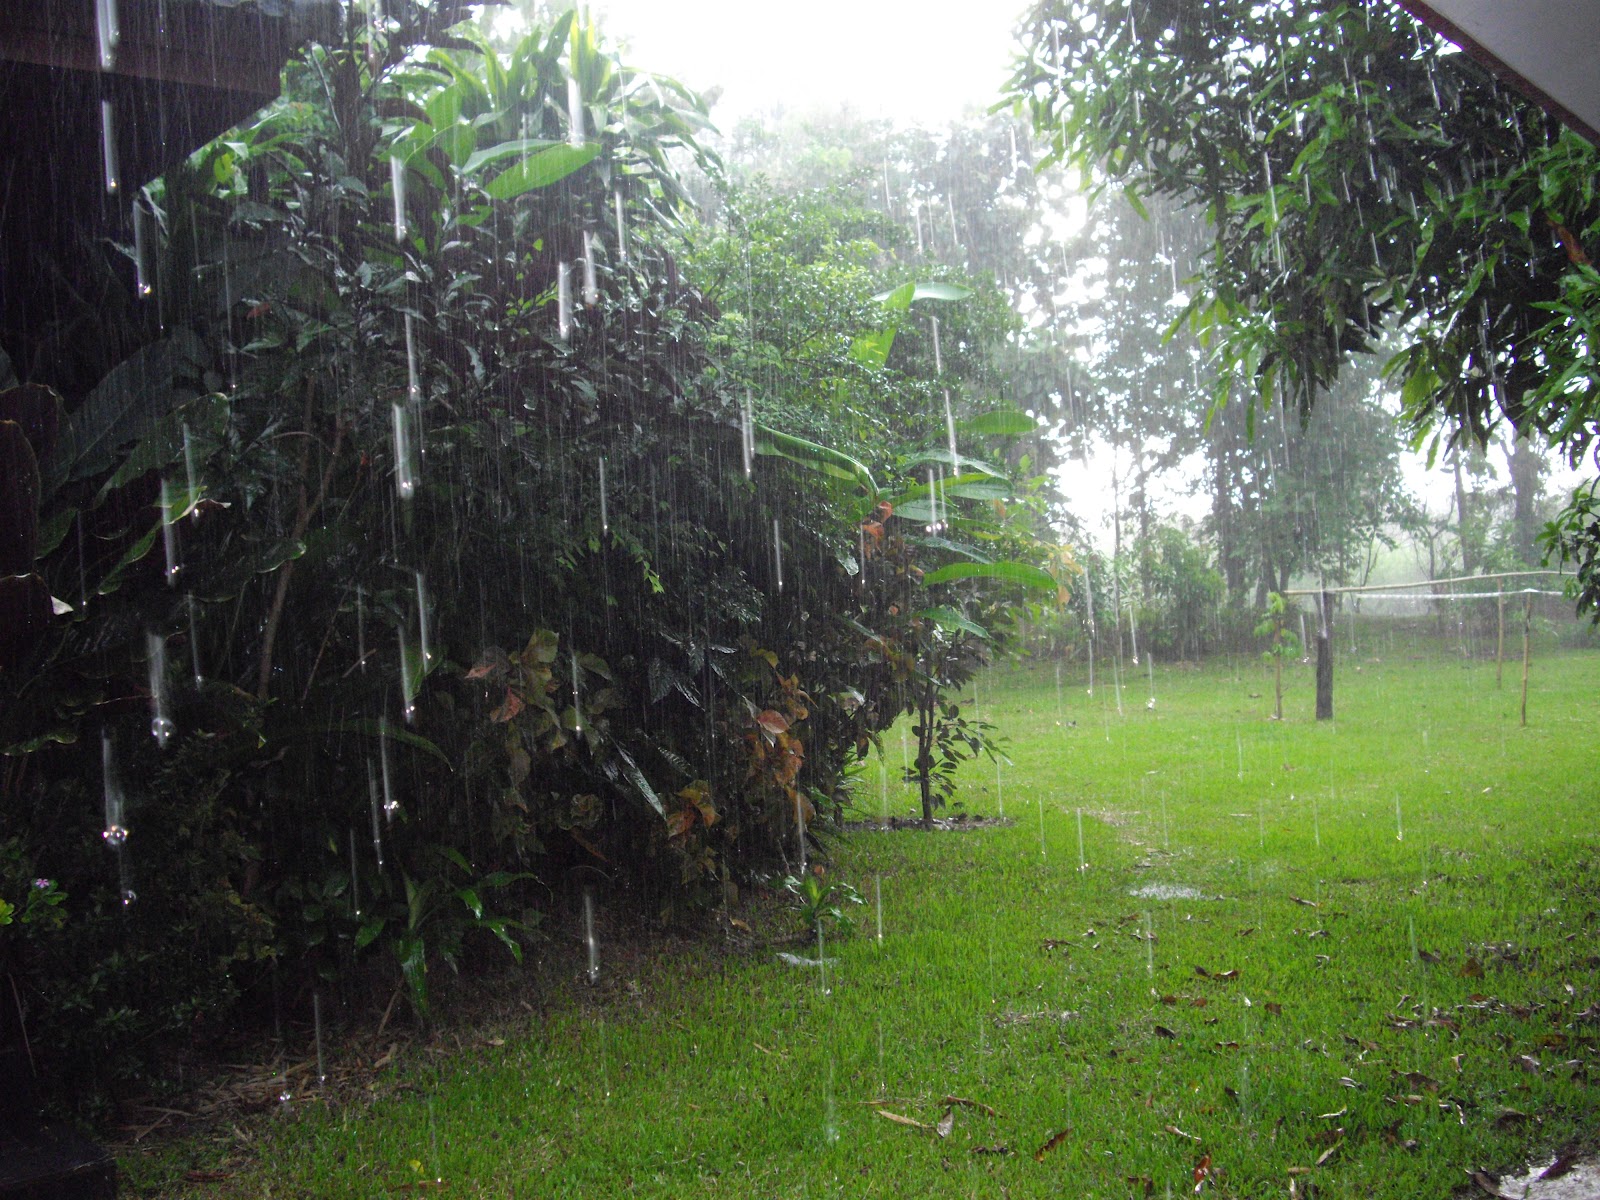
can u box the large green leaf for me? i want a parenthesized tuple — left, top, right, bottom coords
(916, 606, 991, 639)
(483, 143, 600, 199)
(57, 330, 208, 489)
(872, 281, 975, 309)
(754, 425, 878, 492)
(921, 561, 1057, 590)
(462, 137, 563, 175)
(960, 409, 1036, 438)
(901, 449, 1006, 479)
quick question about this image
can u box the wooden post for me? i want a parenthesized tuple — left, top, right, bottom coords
(1520, 592, 1532, 727)
(1315, 590, 1334, 720)
(1495, 588, 1505, 688)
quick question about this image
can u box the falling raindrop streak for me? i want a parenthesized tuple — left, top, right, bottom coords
(613, 190, 627, 263)
(566, 73, 584, 147)
(571, 654, 583, 737)
(399, 628, 416, 723)
(557, 262, 572, 341)
(1076, 807, 1086, 872)
(100, 101, 118, 191)
(873, 875, 882, 944)
(159, 477, 180, 586)
(355, 586, 367, 670)
(367, 759, 385, 867)
(132, 196, 153, 297)
(390, 155, 407, 241)
(740, 392, 754, 478)
(102, 732, 127, 846)
(772, 519, 783, 594)
(349, 827, 360, 917)
(392, 403, 415, 500)
(930, 316, 943, 375)
(583, 886, 600, 985)
(147, 631, 173, 747)
(312, 991, 326, 1085)
(186, 592, 203, 686)
(597, 456, 608, 534)
(1395, 794, 1404, 841)
(414, 571, 429, 668)
(95, 0, 120, 69)
(379, 727, 397, 823)
(1037, 797, 1046, 859)
(582, 230, 599, 306)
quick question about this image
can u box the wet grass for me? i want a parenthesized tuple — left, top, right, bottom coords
(124, 640, 1600, 1197)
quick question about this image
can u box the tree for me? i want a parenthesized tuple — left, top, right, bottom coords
(1006, 0, 1600, 612)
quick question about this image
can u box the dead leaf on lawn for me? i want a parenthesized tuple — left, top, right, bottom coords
(875, 1109, 931, 1131)
(1193, 1152, 1213, 1190)
(1165, 1124, 1201, 1142)
(1126, 1174, 1155, 1197)
(935, 1108, 955, 1139)
(972, 1143, 1012, 1156)
(1316, 1139, 1343, 1166)
(1290, 896, 1319, 908)
(1265, 1002, 1282, 1016)
(1459, 957, 1485, 978)
(1033, 1128, 1071, 1162)
(1316, 1107, 1347, 1120)
(942, 1095, 998, 1117)
(1154, 1025, 1179, 1040)
(1215, 969, 1240, 981)
(1542, 1152, 1579, 1180)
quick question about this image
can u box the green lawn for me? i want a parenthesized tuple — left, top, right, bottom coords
(125, 643, 1599, 1198)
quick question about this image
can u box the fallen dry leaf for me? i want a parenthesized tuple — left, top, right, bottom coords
(1316, 1107, 1347, 1120)
(935, 1109, 955, 1139)
(1154, 1025, 1179, 1040)
(1033, 1128, 1071, 1162)
(1316, 1139, 1343, 1166)
(1165, 1124, 1201, 1142)
(942, 1095, 999, 1117)
(875, 1109, 930, 1131)
(1290, 896, 1319, 908)
(971, 1143, 1012, 1156)
(1265, 1002, 1282, 1016)
(1459, 957, 1485, 978)
(1542, 1152, 1578, 1180)
(1193, 1152, 1212, 1191)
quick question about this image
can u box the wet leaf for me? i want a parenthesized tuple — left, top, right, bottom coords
(942, 1095, 999, 1117)
(875, 1109, 930, 1131)
(971, 1143, 1012, 1156)
(1459, 957, 1485, 978)
(1033, 1128, 1070, 1162)
(1265, 1002, 1282, 1016)
(1193, 1152, 1212, 1190)
(1155, 1025, 1179, 1040)
(1470, 1170, 1510, 1198)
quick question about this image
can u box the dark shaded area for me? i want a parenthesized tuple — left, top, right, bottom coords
(0, 0, 336, 388)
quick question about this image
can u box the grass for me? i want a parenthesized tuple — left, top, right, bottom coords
(124, 636, 1600, 1198)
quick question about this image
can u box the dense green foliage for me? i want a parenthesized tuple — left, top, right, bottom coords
(1006, 0, 1600, 612)
(0, 7, 1051, 1103)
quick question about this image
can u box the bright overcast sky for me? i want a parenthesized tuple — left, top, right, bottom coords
(585, 0, 1025, 128)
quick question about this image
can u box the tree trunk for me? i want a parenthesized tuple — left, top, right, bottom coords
(1503, 433, 1544, 567)
(1315, 589, 1334, 720)
(1452, 449, 1477, 576)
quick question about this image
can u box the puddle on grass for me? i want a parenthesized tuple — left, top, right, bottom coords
(1128, 883, 1217, 901)
(1495, 1155, 1600, 1199)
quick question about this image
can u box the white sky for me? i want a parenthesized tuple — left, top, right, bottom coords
(586, 0, 1024, 128)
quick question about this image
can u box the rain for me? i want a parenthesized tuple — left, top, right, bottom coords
(0, 0, 1597, 1197)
